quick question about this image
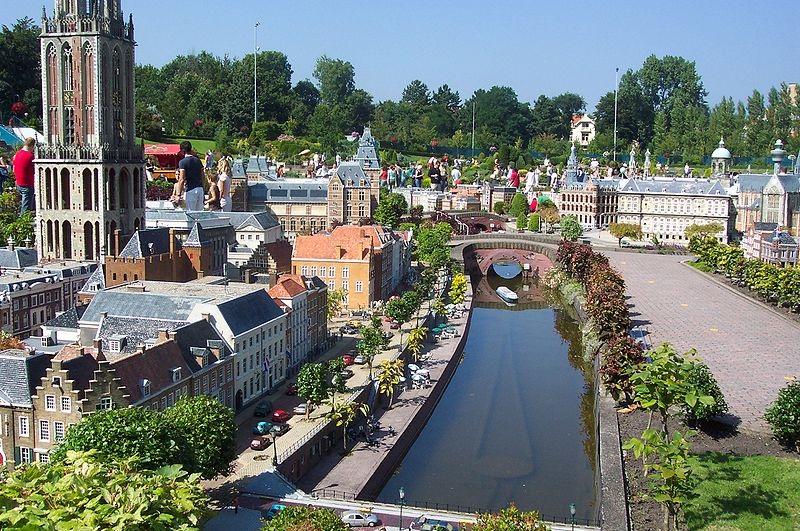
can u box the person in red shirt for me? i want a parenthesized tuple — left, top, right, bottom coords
(12, 137, 36, 215)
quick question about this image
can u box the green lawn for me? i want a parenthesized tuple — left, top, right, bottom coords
(683, 452, 800, 530)
(687, 260, 714, 273)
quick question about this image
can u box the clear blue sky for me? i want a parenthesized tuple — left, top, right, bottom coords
(5, 0, 795, 111)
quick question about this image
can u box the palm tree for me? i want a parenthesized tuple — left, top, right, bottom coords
(376, 358, 404, 408)
(406, 327, 428, 362)
(325, 399, 370, 452)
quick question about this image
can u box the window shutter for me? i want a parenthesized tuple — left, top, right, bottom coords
(14, 446, 21, 464)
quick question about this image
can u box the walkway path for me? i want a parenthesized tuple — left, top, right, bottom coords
(607, 252, 800, 432)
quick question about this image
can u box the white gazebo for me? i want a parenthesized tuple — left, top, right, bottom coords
(711, 137, 732, 175)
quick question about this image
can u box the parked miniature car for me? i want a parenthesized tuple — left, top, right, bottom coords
(270, 423, 292, 437)
(339, 325, 359, 335)
(339, 369, 354, 380)
(252, 421, 273, 435)
(271, 409, 291, 423)
(263, 503, 286, 520)
(409, 516, 459, 531)
(341, 510, 379, 527)
(346, 320, 362, 328)
(250, 435, 271, 451)
(389, 321, 400, 329)
(353, 354, 368, 365)
(253, 399, 273, 417)
(285, 383, 297, 395)
(342, 354, 355, 366)
(382, 331, 394, 340)
(293, 403, 314, 415)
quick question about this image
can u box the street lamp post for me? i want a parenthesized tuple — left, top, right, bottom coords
(613, 67, 619, 163)
(271, 434, 278, 467)
(254, 21, 260, 124)
(399, 487, 405, 530)
(569, 503, 576, 531)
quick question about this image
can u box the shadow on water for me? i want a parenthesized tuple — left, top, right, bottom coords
(377, 274, 598, 523)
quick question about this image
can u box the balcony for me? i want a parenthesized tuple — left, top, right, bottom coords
(37, 143, 144, 163)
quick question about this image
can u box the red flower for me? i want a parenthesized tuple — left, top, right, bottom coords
(193, 119, 204, 128)
(430, 139, 439, 147)
(240, 125, 250, 134)
(389, 135, 398, 144)
(11, 101, 26, 115)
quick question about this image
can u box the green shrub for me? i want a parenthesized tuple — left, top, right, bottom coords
(493, 201, 507, 215)
(516, 212, 527, 230)
(682, 362, 728, 423)
(528, 213, 540, 232)
(765, 381, 800, 448)
(600, 336, 646, 403)
(508, 192, 529, 218)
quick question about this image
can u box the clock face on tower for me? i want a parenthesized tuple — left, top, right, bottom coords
(112, 90, 121, 107)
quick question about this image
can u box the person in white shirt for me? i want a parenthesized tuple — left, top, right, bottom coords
(451, 166, 461, 185)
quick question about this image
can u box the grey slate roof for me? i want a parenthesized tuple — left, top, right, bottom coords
(220, 211, 279, 231)
(248, 180, 329, 203)
(354, 127, 380, 169)
(98, 316, 186, 358)
(173, 320, 232, 371)
(80, 264, 106, 293)
(232, 158, 247, 177)
(335, 162, 372, 187)
(620, 179, 728, 195)
(82, 290, 207, 323)
(246, 155, 262, 174)
(0, 350, 50, 407)
(0, 247, 38, 269)
(118, 228, 174, 258)
(753, 222, 779, 232)
(217, 289, 283, 335)
(184, 223, 208, 247)
(763, 231, 798, 245)
(737, 174, 773, 192)
(45, 304, 88, 329)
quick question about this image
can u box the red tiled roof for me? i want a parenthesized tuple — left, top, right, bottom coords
(110, 340, 191, 405)
(293, 232, 372, 261)
(268, 277, 306, 299)
(330, 225, 389, 248)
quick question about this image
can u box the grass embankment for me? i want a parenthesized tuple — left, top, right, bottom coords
(683, 453, 800, 530)
(687, 260, 714, 273)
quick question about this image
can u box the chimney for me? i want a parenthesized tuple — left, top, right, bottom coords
(359, 228, 365, 239)
(157, 328, 169, 343)
(168, 330, 177, 341)
(335, 245, 342, 258)
(771, 139, 786, 175)
(114, 229, 122, 256)
(7, 236, 14, 251)
(201, 313, 210, 322)
(92, 338, 103, 357)
(100, 311, 108, 320)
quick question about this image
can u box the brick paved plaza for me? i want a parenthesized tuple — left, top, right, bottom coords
(607, 252, 800, 432)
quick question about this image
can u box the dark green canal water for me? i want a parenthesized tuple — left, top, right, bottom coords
(377, 274, 598, 523)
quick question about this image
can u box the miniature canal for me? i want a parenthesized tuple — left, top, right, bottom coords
(377, 262, 598, 524)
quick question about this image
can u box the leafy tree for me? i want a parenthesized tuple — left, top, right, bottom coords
(260, 505, 348, 531)
(406, 327, 428, 362)
(358, 316, 386, 380)
(313, 55, 355, 106)
(628, 343, 714, 436)
(684, 222, 723, 240)
(51, 407, 186, 472)
(474, 504, 550, 531)
(432, 84, 461, 110)
(0, 330, 24, 350)
(0, 450, 208, 531)
(325, 399, 369, 452)
(296, 362, 332, 418)
(376, 358, 404, 408)
(448, 273, 468, 305)
(623, 429, 697, 531)
(609, 222, 642, 247)
(327, 288, 347, 319)
(516, 212, 528, 230)
(401, 79, 431, 107)
(327, 357, 348, 399)
(560, 215, 583, 241)
(460, 87, 532, 147)
(385, 297, 413, 351)
(537, 204, 560, 232)
(508, 193, 529, 218)
(164, 396, 237, 479)
(0, 191, 34, 243)
(374, 192, 408, 228)
(527, 212, 540, 232)
(493, 201, 507, 215)
(414, 222, 453, 264)
(0, 18, 42, 122)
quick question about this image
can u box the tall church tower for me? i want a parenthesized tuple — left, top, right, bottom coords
(36, 0, 145, 262)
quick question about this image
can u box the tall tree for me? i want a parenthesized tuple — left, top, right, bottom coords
(460, 87, 531, 147)
(401, 79, 431, 107)
(0, 18, 41, 122)
(432, 84, 461, 110)
(313, 55, 355, 106)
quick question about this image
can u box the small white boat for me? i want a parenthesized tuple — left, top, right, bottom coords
(496, 286, 518, 303)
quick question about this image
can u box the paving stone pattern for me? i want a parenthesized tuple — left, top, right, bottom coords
(607, 252, 800, 433)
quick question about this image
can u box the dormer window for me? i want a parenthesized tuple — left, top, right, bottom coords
(108, 334, 126, 353)
(170, 367, 182, 382)
(141, 378, 151, 397)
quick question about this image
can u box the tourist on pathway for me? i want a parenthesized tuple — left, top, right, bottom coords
(508, 165, 520, 188)
(173, 140, 204, 211)
(12, 137, 36, 215)
(205, 173, 222, 212)
(413, 164, 423, 188)
(450, 165, 461, 187)
(428, 160, 442, 190)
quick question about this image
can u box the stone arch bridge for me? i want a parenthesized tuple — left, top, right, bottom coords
(448, 232, 560, 278)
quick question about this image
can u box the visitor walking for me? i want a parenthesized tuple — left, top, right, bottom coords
(174, 141, 204, 211)
(413, 164, 423, 188)
(0, 155, 9, 190)
(12, 137, 36, 215)
(205, 173, 222, 212)
(451, 164, 461, 186)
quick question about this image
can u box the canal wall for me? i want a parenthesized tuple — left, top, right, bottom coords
(357, 282, 476, 500)
(557, 284, 630, 531)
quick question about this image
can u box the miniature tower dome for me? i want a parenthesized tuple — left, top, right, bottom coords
(711, 137, 731, 175)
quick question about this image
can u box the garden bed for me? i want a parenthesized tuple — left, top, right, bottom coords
(618, 408, 798, 530)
